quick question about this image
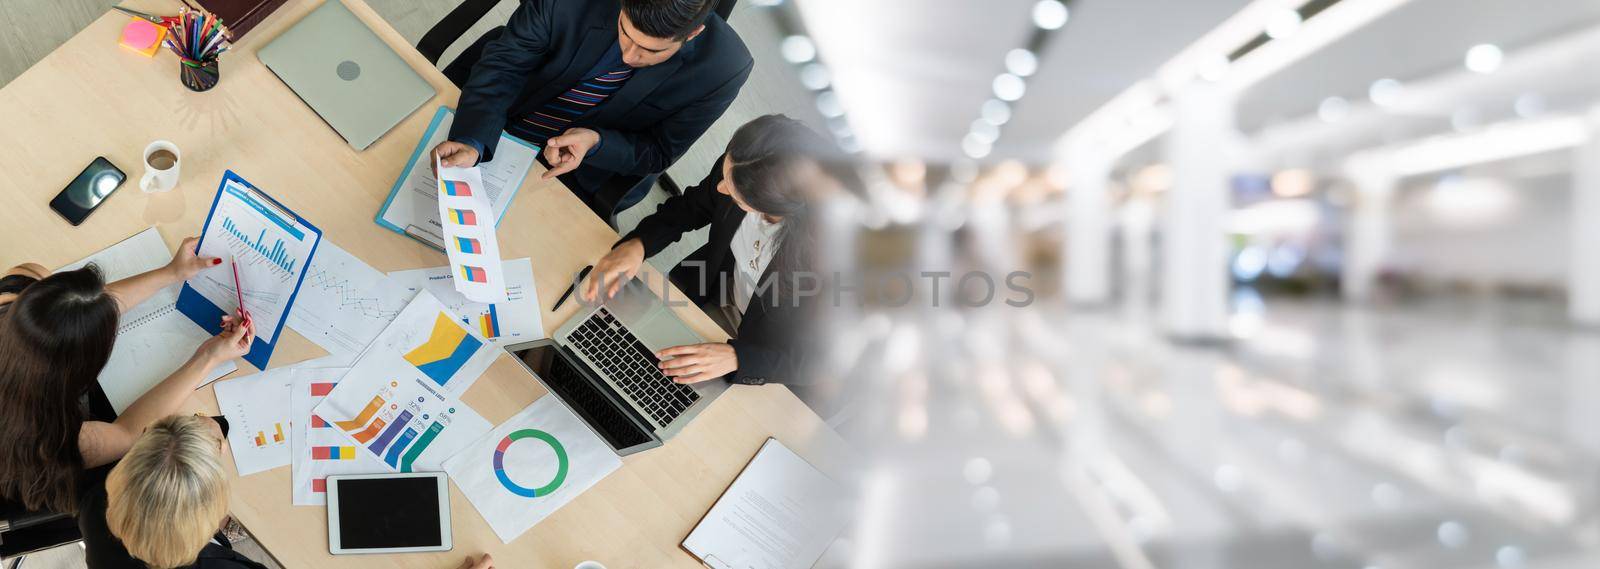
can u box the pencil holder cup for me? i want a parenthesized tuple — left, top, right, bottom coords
(180, 57, 220, 92)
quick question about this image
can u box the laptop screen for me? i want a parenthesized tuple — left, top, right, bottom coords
(512, 344, 655, 451)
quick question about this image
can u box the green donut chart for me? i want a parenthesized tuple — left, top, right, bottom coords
(493, 429, 568, 498)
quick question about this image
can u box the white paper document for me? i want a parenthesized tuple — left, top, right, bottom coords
(366, 290, 499, 394)
(442, 396, 622, 543)
(311, 349, 491, 473)
(436, 157, 509, 304)
(213, 369, 295, 476)
(682, 439, 846, 569)
(389, 258, 544, 346)
(290, 368, 387, 505)
(287, 241, 415, 355)
(189, 178, 317, 344)
(377, 106, 537, 249)
(59, 228, 236, 413)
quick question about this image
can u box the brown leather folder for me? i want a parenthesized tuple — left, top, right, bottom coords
(193, 0, 289, 39)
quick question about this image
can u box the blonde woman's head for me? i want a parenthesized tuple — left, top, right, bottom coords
(105, 414, 228, 569)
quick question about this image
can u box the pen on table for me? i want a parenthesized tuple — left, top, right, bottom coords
(552, 265, 594, 312)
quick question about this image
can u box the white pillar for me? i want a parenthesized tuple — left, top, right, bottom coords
(1572, 107, 1600, 325)
(1160, 84, 1236, 340)
(1341, 160, 1396, 302)
(1065, 142, 1113, 305)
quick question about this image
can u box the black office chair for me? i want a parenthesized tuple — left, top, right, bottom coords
(0, 499, 81, 564)
(416, 0, 738, 223)
(418, 0, 740, 67)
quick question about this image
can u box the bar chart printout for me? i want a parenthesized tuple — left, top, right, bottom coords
(291, 368, 387, 506)
(311, 349, 491, 474)
(189, 178, 318, 345)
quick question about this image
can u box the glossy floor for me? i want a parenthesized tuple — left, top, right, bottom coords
(834, 294, 1600, 569)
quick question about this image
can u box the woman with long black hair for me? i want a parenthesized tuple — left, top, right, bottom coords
(0, 239, 253, 515)
(582, 114, 843, 387)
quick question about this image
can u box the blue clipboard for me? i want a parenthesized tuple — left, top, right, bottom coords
(374, 106, 538, 251)
(176, 170, 322, 370)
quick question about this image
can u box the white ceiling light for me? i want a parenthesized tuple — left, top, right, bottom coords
(962, 134, 994, 159)
(1317, 96, 1350, 123)
(780, 35, 816, 64)
(1005, 48, 1039, 77)
(1197, 55, 1230, 82)
(1264, 8, 1302, 40)
(799, 63, 832, 90)
(981, 100, 1012, 125)
(993, 73, 1026, 101)
(1465, 44, 1503, 74)
(816, 91, 844, 118)
(1368, 78, 1403, 107)
(1032, 0, 1069, 30)
(970, 119, 1000, 143)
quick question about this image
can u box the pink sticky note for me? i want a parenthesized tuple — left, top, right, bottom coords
(120, 19, 164, 57)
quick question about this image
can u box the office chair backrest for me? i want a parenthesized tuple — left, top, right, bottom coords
(419, 0, 740, 65)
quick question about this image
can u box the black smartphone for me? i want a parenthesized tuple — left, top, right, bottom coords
(49, 157, 126, 226)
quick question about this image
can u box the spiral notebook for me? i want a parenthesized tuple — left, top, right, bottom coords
(59, 227, 237, 414)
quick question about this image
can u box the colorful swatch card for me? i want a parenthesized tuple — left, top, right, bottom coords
(436, 156, 508, 304)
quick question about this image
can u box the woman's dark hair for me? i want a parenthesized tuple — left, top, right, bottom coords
(0, 266, 119, 513)
(622, 0, 718, 41)
(724, 114, 844, 299)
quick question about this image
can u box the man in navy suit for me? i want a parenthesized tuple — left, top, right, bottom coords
(433, 0, 752, 218)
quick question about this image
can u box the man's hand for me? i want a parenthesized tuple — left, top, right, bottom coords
(541, 128, 600, 180)
(455, 554, 494, 569)
(657, 343, 737, 384)
(433, 141, 481, 175)
(166, 237, 222, 282)
(582, 239, 645, 302)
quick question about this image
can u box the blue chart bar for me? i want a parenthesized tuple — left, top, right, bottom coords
(223, 217, 297, 273)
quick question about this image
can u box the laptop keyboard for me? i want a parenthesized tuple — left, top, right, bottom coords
(532, 348, 654, 451)
(568, 308, 701, 427)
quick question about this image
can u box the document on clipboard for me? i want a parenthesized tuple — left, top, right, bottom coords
(375, 106, 539, 250)
(681, 439, 846, 569)
(177, 171, 322, 370)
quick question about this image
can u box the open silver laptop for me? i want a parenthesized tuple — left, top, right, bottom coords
(505, 279, 729, 456)
(258, 0, 435, 150)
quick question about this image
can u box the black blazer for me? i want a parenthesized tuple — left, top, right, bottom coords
(622, 158, 815, 386)
(450, 0, 753, 192)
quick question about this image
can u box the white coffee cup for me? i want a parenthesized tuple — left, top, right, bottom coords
(140, 140, 181, 192)
(573, 562, 607, 569)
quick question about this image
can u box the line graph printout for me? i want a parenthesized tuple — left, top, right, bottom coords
(366, 290, 498, 394)
(311, 350, 491, 473)
(59, 228, 237, 413)
(288, 241, 415, 355)
(389, 258, 544, 346)
(189, 178, 315, 344)
(290, 368, 387, 505)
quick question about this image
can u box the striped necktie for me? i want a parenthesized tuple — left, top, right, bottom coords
(508, 66, 635, 147)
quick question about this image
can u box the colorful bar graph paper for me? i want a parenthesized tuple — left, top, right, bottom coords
(311, 414, 328, 429)
(310, 382, 336, 396)
(272, 423, 285, 444)
(448, 209, 478, 226)
(443, 180, 473, 197)
(460, 265, 487, 283)
(253, 431, 266, 447)
(312, 446, 357, 460)
(456, 237, 482, 254)
(479, 304, 500, 338)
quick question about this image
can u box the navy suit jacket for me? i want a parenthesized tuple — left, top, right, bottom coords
(450, 0, 752, 190)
